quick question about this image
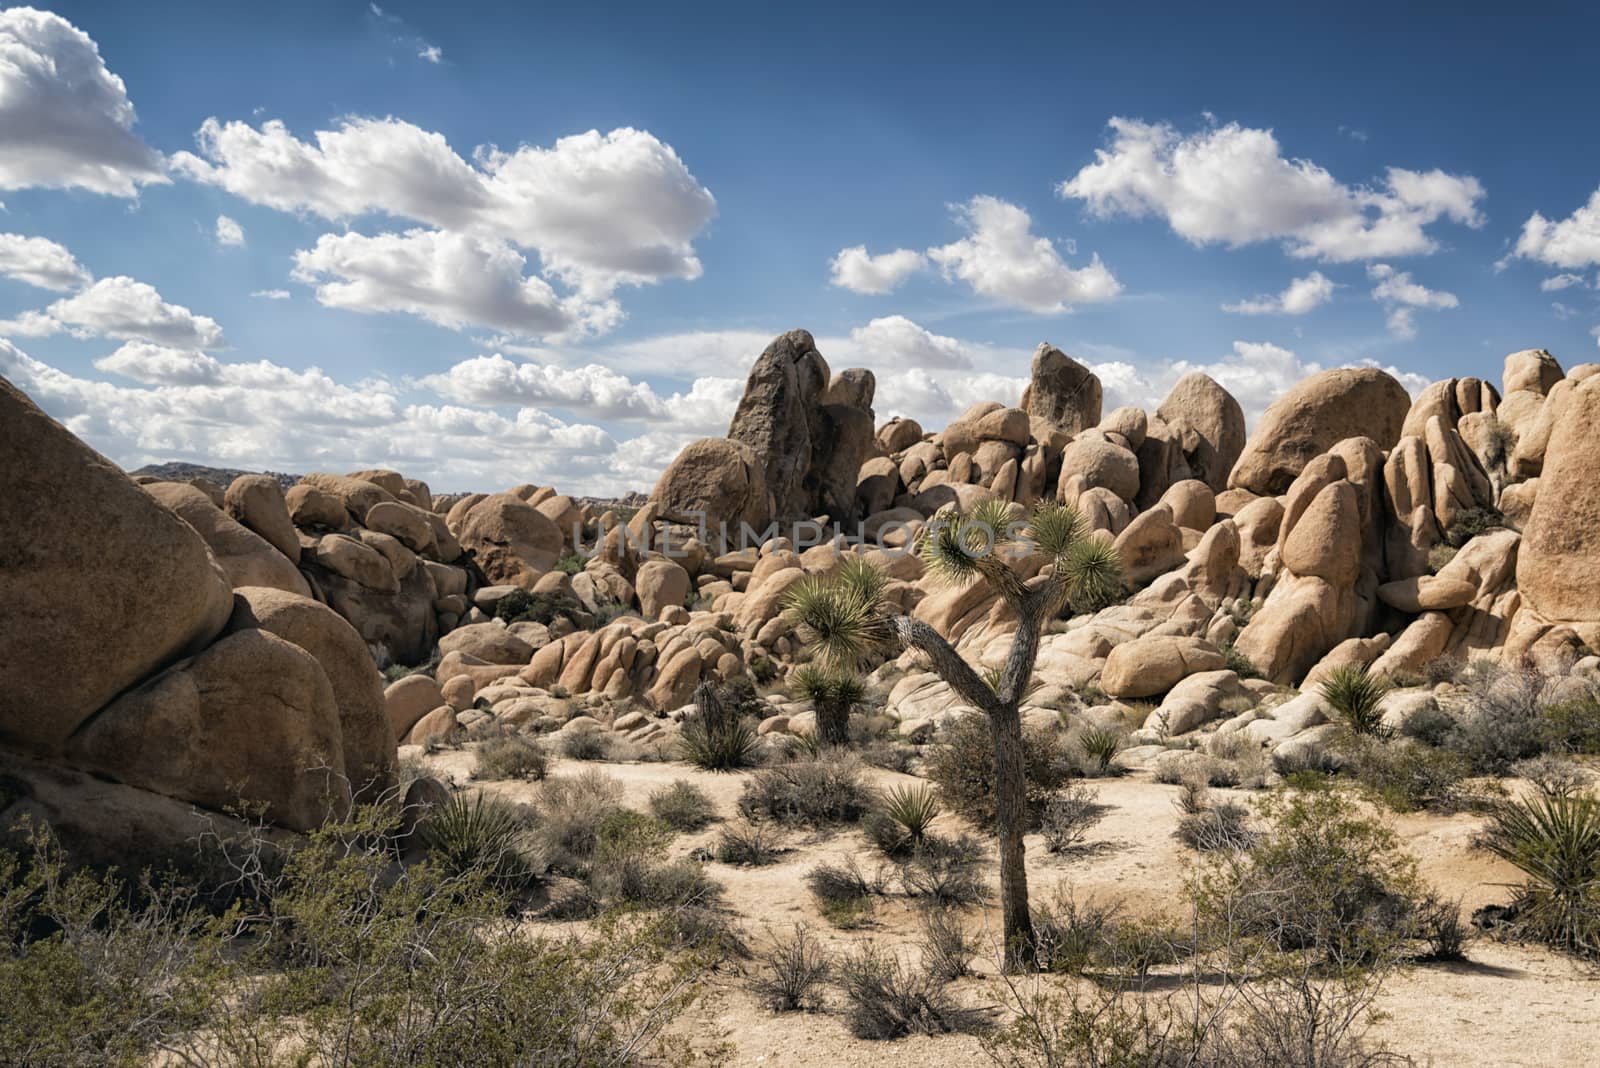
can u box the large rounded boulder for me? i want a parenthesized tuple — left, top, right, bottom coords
(1518, 377, 1600, 630)
(1157, 372, 1246, 493)
(144, 481, 311, 597)
(452, 492, 564, 587)
(227, 587, 397, 801)
(1229, 367, 1411, 495)
(0, 373, 234, 752)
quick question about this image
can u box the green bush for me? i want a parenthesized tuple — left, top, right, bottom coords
(1340, 735, 1472, 812)
(1479, 791, 1600, 958)
(924, 713, 1074, 829)
(494, 588, 581, 626)
(648, 779, 718, 831)
(879, 783, 941, 849)
(0, 809, 719, 1067)
(678, 680, 764, 771)
(1072, 725, 1124, 777)
(1194, 790, 1427, 962)
(1221, 642, 1262, 679)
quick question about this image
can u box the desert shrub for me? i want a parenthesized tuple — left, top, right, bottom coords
(494, 587, 581, 626)
(1203, 731, 1271, 788)
(836, 944, 984, 1039)
(748, 655, 778, 685)
(1222, 642, 1262, 679)
(918, 907, 979, 980)
(1445, 666, 1557, 772)
(859, 738, 918, 774)
(418, 791, 536, 886)
(1543, 692, 1600, 755)
(1173, 777, 1210, 815)
(0, 811, 719, 1068)
(1424, 655, 1465, 686)
(1513, 755, 1596, 799)
(1445, 505, 1504, 547)
(1039, 780, 1106, 853)
(472, 734, 548, 781)
(1412, 893, 1472, 961)
(559, 728, 613, 761)
(1272, 741, 1343, 779)
(750, 924, 833, 1012)
(737, 755, 874, 825)
(1195, 789, 1427, 962)
(1427, 543, 1458, 573)
(924, 713, 1073, 828)
(1031, 887, 1123, 976)
(1072, 725, 1124, 777)
(648, 779, 718, 830)
(1175, 801, 1257, 853)
(1321, 666, 1391, 738)
(588, 809, 686, 904)
(554, 551, 586, 575)
(1479, 791, 1600, 958)
(879, 783, 942, 849)
(899, 833, 990, 906)
(529, 769, 625, 873)
(1340, 735, 1471, 812)
(713, 822, 779, 866)
(1399, 704, 1456, 747)
(807, 857, 884, 927)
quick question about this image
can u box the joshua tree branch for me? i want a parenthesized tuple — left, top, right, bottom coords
(890, 615, 1004, 717)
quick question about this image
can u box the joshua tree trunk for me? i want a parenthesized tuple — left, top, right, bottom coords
(816, 698, 851, 747)
(893, 612, 1043, 971)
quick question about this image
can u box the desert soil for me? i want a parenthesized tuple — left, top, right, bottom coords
(420, 749, 1600, 1067)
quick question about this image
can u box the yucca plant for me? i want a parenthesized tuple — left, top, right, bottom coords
(418, 791, 532, 885)
(1480, 791, 1600, 957)
(881, 783, 942, 848)
(1321, 664, 1392, 738)
(784, 499, 1122, 972)
(678, 679, 762, 770)
(1075, 725, 1124, 775)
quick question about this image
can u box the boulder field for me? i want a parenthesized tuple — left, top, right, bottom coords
(4, 335, 1599, 849)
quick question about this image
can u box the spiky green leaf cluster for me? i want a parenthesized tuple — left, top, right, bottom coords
(782, 558, 892, 670)
(791, 662, 867, 710)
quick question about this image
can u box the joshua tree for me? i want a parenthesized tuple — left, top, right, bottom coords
(786, 499, 1121, 971)
(783, 557, 887, 747)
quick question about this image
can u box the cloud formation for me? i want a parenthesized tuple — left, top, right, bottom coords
(928, 195, 1121, 313)
(0, 232, 93, 291)
(215, 215, 245, 247)
(0, 8, 167, 197)
(1367, 263, 1458, 339)
(291, 228, 620, 339)
(46, 276, 226, 350)
(829, 246, 926, 294)
(1512, 188, 1600, 269)
(1059, 117, 1484, 262)
(1223, 271, 1336, 315)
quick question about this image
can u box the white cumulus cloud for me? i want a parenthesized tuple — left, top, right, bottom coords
(215, 215, 245, 247)
(927, 195, 1120, 314)
(1511, 189, 1600, 269)
(0, 232, 93, 291)
(251, 288, 290, 300)
(1223, 271, 1336, 315)
(291, 228, 620, 339)
(1060, 117, 1483, 262)
(1368, 263, 1458, 339)
(45, 276, 226, 350)
(172, 119, 715, 299)
(0, 8, 167, 197)
(829, 246, 926, 294)
(1541, 273, 1588, 291)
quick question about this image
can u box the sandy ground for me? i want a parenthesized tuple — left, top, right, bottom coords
(420, 748, 1600, 1067)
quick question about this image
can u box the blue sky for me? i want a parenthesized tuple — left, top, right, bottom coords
(3, 2, 1599, 493)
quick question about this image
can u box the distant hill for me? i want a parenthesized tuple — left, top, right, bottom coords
(131, 462, 300, 491)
